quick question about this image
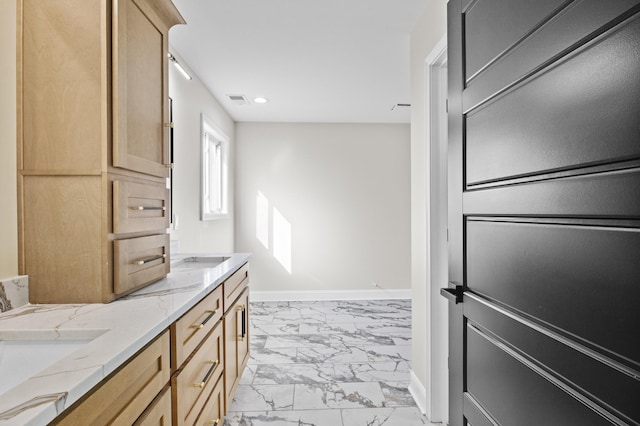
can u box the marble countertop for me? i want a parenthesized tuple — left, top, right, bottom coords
(0, 253, 251, 426)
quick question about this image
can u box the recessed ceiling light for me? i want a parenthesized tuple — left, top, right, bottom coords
(254, 97, 269, 104)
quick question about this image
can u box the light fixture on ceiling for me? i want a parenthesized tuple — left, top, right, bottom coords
(168, 52, 192, 80)
(253, 97, 269, 104)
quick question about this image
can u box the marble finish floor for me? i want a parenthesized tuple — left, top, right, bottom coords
(224, 299, 436, 426)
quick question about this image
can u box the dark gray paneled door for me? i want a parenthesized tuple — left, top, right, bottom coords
(443, 0, 640, 425)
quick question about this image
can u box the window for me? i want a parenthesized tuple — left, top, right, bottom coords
(201, 114, 229, 220)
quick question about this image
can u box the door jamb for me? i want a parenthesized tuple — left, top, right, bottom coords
(425, 34, 449, 423)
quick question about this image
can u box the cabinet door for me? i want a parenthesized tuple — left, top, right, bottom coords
(113, 0, 171, 178)
(223, 288, 249, 413)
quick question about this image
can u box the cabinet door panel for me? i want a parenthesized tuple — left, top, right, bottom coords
(113, 0, 169, 178)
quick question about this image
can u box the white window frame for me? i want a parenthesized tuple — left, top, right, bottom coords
(200, 114, 229, 220)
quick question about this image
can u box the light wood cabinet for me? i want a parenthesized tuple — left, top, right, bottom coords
(17, 0, 184, 303)
(50, 263, 250, 425)
(172, 263, 250, 424)
(224, 288, 250, 412)
(52, 331, 171, 426)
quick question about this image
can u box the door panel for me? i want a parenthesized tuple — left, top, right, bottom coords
(467, 219, 640, 366)
(463, 0, 640, 110)
(465, 296, 640, 423)
(464, 0, 567, 80)
(446, 1, 640, 425)
(466, 325, 617, 425)
(466, 13, 640, 185)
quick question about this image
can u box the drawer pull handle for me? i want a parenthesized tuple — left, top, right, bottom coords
(207, 419, 220, 426)
(193, 359, 219, 388)
(238, 304, 247, 341)
(133, 254, 166, 266)
(130, 206, 166, 211)
(190, 309, 217, 329)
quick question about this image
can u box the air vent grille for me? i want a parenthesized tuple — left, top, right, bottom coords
(227, 94, 249, 105)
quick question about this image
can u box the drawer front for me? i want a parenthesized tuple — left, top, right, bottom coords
(223, 263, 249, 311)
(172, 284, 223, 368)
(133, 385, 172, 426)
(195, 375, 224, 426)
(114, 233, 170, 296)
(113, 180, 169, 235)
(55, 331, 170, 426)
(173, 322, 224, 426)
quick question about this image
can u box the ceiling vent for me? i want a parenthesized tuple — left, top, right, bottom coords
(227, 94, 250, 105)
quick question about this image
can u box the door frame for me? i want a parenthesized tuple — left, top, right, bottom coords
(425, 34, 449, 423)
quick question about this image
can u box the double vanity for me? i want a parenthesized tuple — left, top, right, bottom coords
(0, 254, 250, 425)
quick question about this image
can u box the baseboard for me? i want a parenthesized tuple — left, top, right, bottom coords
(250, 288, 411, 302)
(409, 370, 427, 415)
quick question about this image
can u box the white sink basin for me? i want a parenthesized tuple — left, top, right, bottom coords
(172, 256, 230, 270)
(0, 329, 107, 396)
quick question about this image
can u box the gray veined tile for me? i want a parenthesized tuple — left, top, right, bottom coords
(293, 382, 386, 409)
(363, 345, 412, 362)
(239, 363, 257, 385)
(250, 315, 274, 325)
(263, 333, 333, 349)
(296, 346, 369, 364)
(227, 410, 344, 426)
(341, 407, 427, 426)
(253, 363, 336, 385)
(252, 323, 300, 336)
(298, 322, 358, 335)
(332, 361, 411, 383)
(329, 331, 397, 347)
(250, 335, 268, 350)
(379, 382, 418, 407)
(270, 312, 327, 324)
(228, 384, 295, 412)
(250, 302, 291, 316)
(250, 347, 298, 364)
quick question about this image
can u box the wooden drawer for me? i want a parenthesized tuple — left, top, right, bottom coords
(54, 331, 170, 426)
(172, 322, 224, 426)
(114, 233, 170, 296)
(223, 263, 249, 311)
(195, 375, 224, 426)
(134, 385, 172, 426)
(171, 284, 223, 368)
(113, 180, 169, 235)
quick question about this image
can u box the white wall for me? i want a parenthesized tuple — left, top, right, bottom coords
(168, 49, 235, 253)
(0, 0, 18, 279)
(409, 0, 448, 417)
(235, 122, 411, 297)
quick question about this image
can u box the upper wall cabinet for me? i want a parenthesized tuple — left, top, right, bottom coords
(113, 0, 177, 178)
(17, 0, 185, 303)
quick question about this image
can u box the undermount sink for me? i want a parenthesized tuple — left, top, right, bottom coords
(172, 256, 230, 270)
(0, 329, 108, 396)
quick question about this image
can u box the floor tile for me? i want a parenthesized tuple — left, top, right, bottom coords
(228, 384, 294, 411)
(225, 409, 344, 426)
(294, 382, 386, 409)
(341, 407, 427, 425)
(233, 299, 421, 425)
(253, 363, 336, 385)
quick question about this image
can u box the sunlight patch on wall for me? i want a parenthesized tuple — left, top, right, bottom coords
(256, 191, 292, 274)
(272, 208, 292, 274)
(256, 191, 269, 249)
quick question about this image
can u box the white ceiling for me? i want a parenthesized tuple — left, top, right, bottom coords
(168, 0, 427, 123)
